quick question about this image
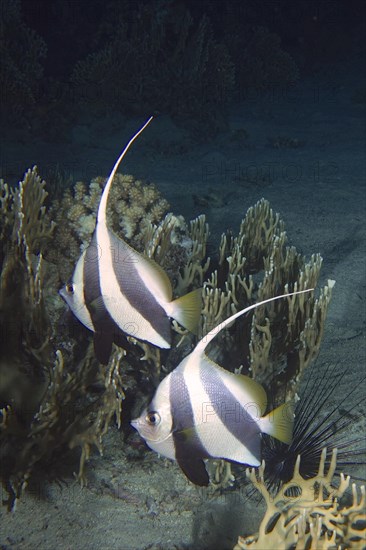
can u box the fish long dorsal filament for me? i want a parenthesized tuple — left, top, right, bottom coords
(194, 289, 314, 358)
(97, 115, 154, 226)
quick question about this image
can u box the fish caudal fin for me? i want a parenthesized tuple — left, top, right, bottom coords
(170, 288, 202, 334)
(259, 402, 294, 445)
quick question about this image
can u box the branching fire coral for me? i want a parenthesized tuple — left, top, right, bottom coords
(0, 169, 125, 509)
(0, 167, 54, 374)
(0, 166, 209, 508)
(198, 199, 334, 405)
(234, 448, 366, 550)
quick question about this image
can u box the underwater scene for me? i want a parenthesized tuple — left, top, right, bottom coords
(0, 0, 365, 548)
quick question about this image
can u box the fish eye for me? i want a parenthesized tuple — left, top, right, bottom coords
(146, 411, 161, 426)
(66, 283, 74, 294)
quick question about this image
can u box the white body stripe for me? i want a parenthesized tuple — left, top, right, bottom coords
(148, 433, 176, 460)
(61, 250, 95, 332)
(215, 364, 267, 421)
(145, 375, 176, 460)
(133, 255, 172, 307)
(74, 251, 95, 331)
(96, 223, 170, 347)
(182, 355, 260, 466)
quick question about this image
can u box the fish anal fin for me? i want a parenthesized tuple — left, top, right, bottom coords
(176, 456, 209, 486)
(169, 288, 202, 334)
(259, 402, 294, 444)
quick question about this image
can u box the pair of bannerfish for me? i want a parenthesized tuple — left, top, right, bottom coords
(60, 117, 312, 486)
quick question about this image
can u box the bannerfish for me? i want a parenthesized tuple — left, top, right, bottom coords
(131, 289, 313, 486)
(59, 117, 202, 364)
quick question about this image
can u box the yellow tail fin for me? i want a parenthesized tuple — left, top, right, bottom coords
(259, 402, 294, 445)
(170, 288, 202, 334)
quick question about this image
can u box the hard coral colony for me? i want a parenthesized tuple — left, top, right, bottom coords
(0, 118, 364, 550)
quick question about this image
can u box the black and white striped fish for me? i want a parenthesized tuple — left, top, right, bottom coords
(131, 289, 312, 486)
(59, 117, 202, 364)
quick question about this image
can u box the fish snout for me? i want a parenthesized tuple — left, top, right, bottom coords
(130, 418, 141, 432)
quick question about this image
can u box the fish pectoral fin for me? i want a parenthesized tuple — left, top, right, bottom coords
(259, 401, 294, 445)
(93, 332, 113, 365)
(176, 456, 209, 486)
(170, 288, 202, 334)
